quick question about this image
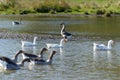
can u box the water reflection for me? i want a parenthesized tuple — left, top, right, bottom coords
(0, 69, 17, 74)
(93, 50, 116, 70)
(107, 51, 112, 68)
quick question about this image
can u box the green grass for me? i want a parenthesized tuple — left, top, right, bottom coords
(0, 0, 120, 16)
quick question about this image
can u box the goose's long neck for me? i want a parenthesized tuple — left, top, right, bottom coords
(33, 37, 37, 44)
(108, 41, 112, 49)
(5, 57, 17, 66)
(38, 49, 45, 58)
(13, 51, 22, 63)
(61, 24, 65, 33)
(47, 51, 56, 64)
(19, 58, 30, 67)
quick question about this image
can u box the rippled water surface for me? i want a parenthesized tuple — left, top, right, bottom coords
(0, 39, 120, 80)
(0, 15, 120, 80)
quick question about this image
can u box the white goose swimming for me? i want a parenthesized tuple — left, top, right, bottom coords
(60, 23, 72, 40)
(30, 51, 56, 65)
(21, 37, 38, 47)
(93, 40, 114, 51)
(0, 56, 31, 70)
(46, 39, 65, 48)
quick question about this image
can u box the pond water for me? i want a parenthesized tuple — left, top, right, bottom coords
(0, 15, 120, 80)
(0, 15, 120, 38)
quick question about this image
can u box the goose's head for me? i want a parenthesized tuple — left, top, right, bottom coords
(52, 51, 56, 55)
(18, 50, 24, 53)
(0, 56, 6, 61)
(108, 40, 114, 45)
(60, 23, 65, 26)
(42, 48, 48, 51)
(34, 37, 38, 39)
(0, 56, 11, 63)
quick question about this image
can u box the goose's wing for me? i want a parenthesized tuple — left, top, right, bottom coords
(62, 31, 72, 36)
(96, 44, 108, 50)
(5, 58, 17, 66)
(96, 44, 106, 48)
(21, 41, 33, 44)
(6, 63, 20, 70)
(23, 53, 38, 58)
(21, 41, 33, 46)
(46, 43, 60, 48)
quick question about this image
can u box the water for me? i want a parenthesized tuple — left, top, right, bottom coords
(0, 15, 120, 80)
(0, 15, 120, 38)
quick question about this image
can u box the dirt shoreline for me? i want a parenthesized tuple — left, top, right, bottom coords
(0, 29, 102, 41)
(0, 13, 120, 18)
(1, 29, 120, 41)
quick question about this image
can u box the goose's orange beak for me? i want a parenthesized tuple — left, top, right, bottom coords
(64, 39, 68, 42)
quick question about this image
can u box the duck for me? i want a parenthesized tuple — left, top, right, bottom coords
(30, 51, 56, 65)
(60, 23, 72, 40)
(21, 36, 38, 47)
(12, 19, 22, 25)
(46, 39, 65, 48)
(0, 56, 31, 70)
(93, 40, 114, 51)
(20, 48, 48, 60)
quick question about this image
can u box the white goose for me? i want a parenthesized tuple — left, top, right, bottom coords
(30, 51, 56, 65)
(93, 40, 114, 51)
(60, 23, 72, 40)
(21, 37, 38, 47)
(46, 39, 65, 48)
(0, 56, 31, 70)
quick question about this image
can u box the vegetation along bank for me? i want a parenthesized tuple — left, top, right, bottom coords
(0, 0, 120, 17)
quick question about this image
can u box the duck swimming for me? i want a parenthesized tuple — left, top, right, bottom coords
(12, 19, 21, 25)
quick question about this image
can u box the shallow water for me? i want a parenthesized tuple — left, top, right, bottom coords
(0, 15, 120, 80)
(0, 39, 120, 80)
(0, 15, 120, 38)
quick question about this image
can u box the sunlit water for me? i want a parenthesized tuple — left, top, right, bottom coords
(0, 15, 120, 80)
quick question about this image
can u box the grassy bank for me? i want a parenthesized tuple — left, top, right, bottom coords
(0, 0, 120, 16)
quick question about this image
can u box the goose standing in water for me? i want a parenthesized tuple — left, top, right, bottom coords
(30, 51, 56, 65)
(60, 23, 72, 41)
(46, 39, 65, 48)
(93, 40, 114, 51)
(0, 56, 31, 70)
(21, 37, 38, 47)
